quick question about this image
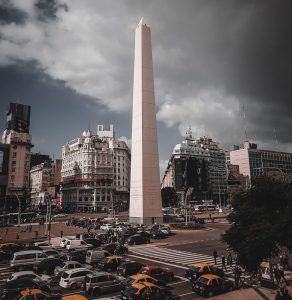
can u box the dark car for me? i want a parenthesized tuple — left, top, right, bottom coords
(121, 282, 173, 300)
(140, 266, 174, 282)
(97, 255, 123, 272)
(122, 228, 137, 239)
(192, 274, 234, 297)
(2, 278, 50, 300)
(0, 243, 24, 254)
(67, 250, 87, 264)
(99, 243, 119, 254)
(0, 250, 13, 261)
(117, 261, 145, 277)
(185, 263, 224, 282)
(34, 257, 63, 275)
(126, 234, 150, 245)
(151, 230, 167, 239)
(84, 238, 102, 248)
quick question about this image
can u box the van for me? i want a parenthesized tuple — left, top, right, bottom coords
(86, 250, 110, 266)
(66, 240, 93, 251)
(10, 250, 48, 271)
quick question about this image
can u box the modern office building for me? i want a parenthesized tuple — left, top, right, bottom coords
(229, 141, 292, 181)
(60, 125, 130, 212)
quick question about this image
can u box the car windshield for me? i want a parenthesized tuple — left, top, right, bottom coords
(62, 272, 70, 279)
(198, 277, 210, 285)
(190, 266, 200, 272)
(59, 262, 66, 268)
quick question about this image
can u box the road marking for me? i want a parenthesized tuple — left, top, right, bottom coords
(178, 291, 196, 297)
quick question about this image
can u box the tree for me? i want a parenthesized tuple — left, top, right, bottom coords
(161, 187, 178, 207)
(222, 174, 292, 273)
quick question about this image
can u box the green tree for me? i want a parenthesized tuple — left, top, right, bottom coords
(222, 174, 292, 273)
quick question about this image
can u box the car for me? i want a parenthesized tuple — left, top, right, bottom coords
(66, 240, 93, 251)
(126, 234, 150, 245)
(151, 230, 168, 239)
(54, 260, 92, 277)
(97, 255, 123, 272)
(120, 274, 165, 291)
(59, 267, 93, 289)
(43, 249, 61, 258)
(84, 238, 102, 248)
(1, 278, 50, 300)
(99, 243, 119, 254)
(34, 257, 64, 275)
(7, 270, 52, 285)
(0, 242, 24, 254)
(10, 250, 48, 271)
(117, 261, 145, 277)
(0, 250, 13, 261)
(185, 263, 224, 282)
(139, 266, 174, 282)
(33, 242, 52, 249)
(121, 281, 173, 300)
(60, 238, 73, 248)
(83, 272, 125, 296)
(67, 250, 88, 264)
(192, 274, 234, 297)
(16, 288, 62, 300)
(86, 250, 111, 266)
(100, 224, 113, 231)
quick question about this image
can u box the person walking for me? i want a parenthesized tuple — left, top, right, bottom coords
(279, 277, 287, 295)
(60, 230, 63, 238)
(213, 249, 218, 265)
(274, 266, 281, 285)
(221, 254, 226, 270)
(16, 233, 19, 239)
(5, 227, 8, 235)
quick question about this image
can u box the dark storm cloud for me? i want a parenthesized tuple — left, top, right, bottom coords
(0, 0, 27, 25)
(35, 0, 68, 21)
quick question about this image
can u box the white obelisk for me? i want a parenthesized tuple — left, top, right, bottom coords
(129, 18, 163, 225)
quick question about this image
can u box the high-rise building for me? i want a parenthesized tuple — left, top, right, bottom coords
(2, 103, 32, 199)
(0, 144, 10, 206)
(30, 153, 51, 169)
(129, 18, 163, 224)
(230, 141, 292, 181)
(6, 103, 31, 133)
(61, 125, 130, 212)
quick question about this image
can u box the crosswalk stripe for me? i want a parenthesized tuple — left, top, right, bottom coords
(130, 247, 234, 276)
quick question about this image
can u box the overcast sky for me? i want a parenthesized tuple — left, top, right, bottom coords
(1, 0, 292, 175)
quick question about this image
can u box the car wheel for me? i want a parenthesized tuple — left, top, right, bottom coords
(207, 291, 213, 298)
(71, 283, 77, 289)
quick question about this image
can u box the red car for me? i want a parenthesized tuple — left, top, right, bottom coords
(139, 265, 175, 282)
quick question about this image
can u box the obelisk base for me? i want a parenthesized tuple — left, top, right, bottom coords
(129, 216, 164, 225)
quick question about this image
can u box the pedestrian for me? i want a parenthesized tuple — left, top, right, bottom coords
(279, 277, 287, 295)
(60, 230, 63, 238)
(6, 227, 8, 235)
(234, 266, 241, 289)
(16, 233, 19, 239)
(274, 266, 281, 285)
(213, 249, 218, 265)
(221, 255, 226, 270)
(35, 231, 38, 238)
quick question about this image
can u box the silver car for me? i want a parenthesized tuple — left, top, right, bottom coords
(59, 267, 93, 289)
(54, 260, 92, 277)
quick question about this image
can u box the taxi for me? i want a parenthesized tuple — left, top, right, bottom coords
(97, 255, 123, 272)
(121, 281, 172, 300)
(185, 263, 224, 282)
(192, 274, 234, 297)
(120, 273, 165, 291)
(17, 288, 89, 300)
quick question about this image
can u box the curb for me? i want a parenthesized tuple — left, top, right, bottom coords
(252, 287, 272, 300)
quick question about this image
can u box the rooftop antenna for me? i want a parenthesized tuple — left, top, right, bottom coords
(243, 105, 248, 142)
(273, 128, 278, 149)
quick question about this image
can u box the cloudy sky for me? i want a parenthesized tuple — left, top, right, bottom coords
(1, 0, 292, 175)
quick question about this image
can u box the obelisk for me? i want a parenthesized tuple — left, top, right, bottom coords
(129, 18, 163, 225)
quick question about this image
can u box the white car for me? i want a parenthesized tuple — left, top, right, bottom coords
(7, 271, 51, 284)
(100, 224, 113, 231)
(33, 242, 52, 250)
(60, 238, 73, 248)
(59, 267, 93, 289)
(65, 240, 93, 251)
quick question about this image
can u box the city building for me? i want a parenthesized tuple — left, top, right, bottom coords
(30, 159, 62, 207)
(161, 130, 227, 205)
(229, 141, 292, 181)
(129, 18, 163, 224)
(30, 153, 51, 169)
(61, 125, 130, 213)
(0, 143, 10, 208)
(1, 103, 33, 201)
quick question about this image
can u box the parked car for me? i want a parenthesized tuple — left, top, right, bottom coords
(83, 272, 125, 296)
(192, 274, 234, 297)
(151, 230, 168, 239)
(59, 268, 93, 289)
(99, 243, 119, 254)
(86, 250, 111, 266)
(60, 238, 73, 248)
(121, 281, 173, 300)
(16, 288, 62, 300)
(67, 250, 87, 264)
(43, 249, 61, 258)
(126, 234, 150, 245)
(97, 255, 123, 272)
(100, 224, 113, 231)
(0, 250, 13, 261)
(66, 240, 93, 251)
(185, 263, 224, 282)
(140, 266, 174, 282)
(10, 250, 48, 271)
(0, 243, 24, 254)
(7, 270, 52, 285)
(120, 274, 165, 291)
(2, 278, 50, 300)
(54, 260, 92, 277)
(34, 257, 64, 275)
(84, 238, 102, 248)
(117, 261, 145, 277)
(33, 242, 52, 250)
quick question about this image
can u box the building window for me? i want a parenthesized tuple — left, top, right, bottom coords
(12, 152, 17, 158)
(11, 175, 15, 182)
